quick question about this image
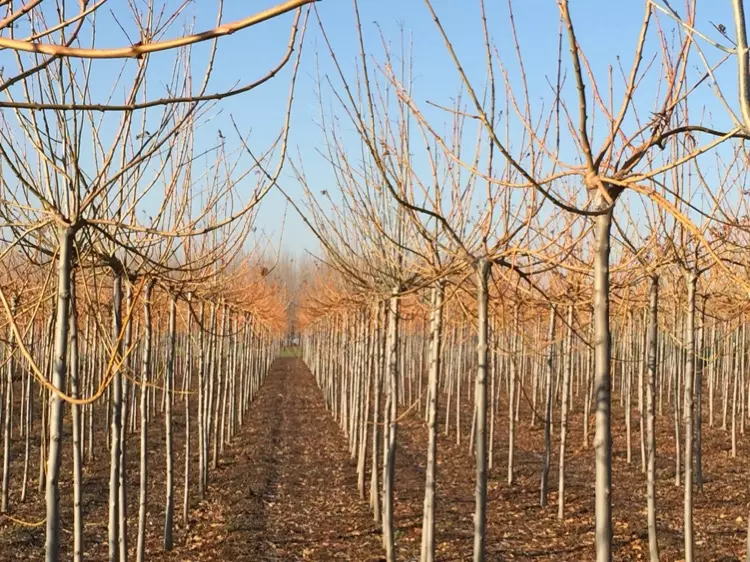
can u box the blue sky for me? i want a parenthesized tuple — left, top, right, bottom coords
(210, 0, 738, 258)
(5, 0, 739, 261)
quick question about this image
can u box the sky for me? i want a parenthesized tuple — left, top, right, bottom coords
(3, 0, 740, 263)
(238, 0, 653, 255)
(195, 0, 738, 258)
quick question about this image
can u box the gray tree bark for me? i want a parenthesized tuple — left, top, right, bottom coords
(383, 291, 399, 562)
(473, 259, 490, 562)
(683, 272, 697, 562)
(45, 226, 74, 562)
(558, 305, 573, 519)
(593, 206, 613, 562)
(2, 296, 18, 513)
(370, 303, 382, 523)
(164, 295, 176, 550)
(119, 284, 132, 562)
(70, 281, 83, 562)
(108, 271, 123, 562)
(508, 305, 519, 485)
(646, 275, 660, 562)
(421, 282, 443, 562)
(541, 305, 556, 508)
(136, 280, 154, 562)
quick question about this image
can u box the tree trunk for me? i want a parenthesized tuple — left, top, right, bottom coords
(164, 295, 176, 551)
(695, 301, 705, 492)
(119, 284, 132, 562)
(732, 331, 739, 458)
(2, 297, 18, 514)
(473, 259, 490, 562)
(45, 226, 73, 562)
(508, 305, 519, 485)
(21, 331, 33, 503)
(184, 294, 193, 526)
(558, 305, 573, 519)
(108, 271, 123, 562)
(70, 281, 83, 562)
(683, 272, 697, 562)
(383, 291, 399, 562)
(136, 280, 153, 562)
(593, 206, 613, 562)
(541, 305, 556, 508)
(197, 302, 207, 498)
(639, 311, 647, 473)
(421, 282, 443, 562)
(370, 303, 382, 523)
(646, 275, 660, 562)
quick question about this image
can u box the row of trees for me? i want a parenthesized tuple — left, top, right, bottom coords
(300, 260, 750, 560)
(292, 1, 750, 561)
(1, 268, 283, 560)
(0, 0, 315, 560)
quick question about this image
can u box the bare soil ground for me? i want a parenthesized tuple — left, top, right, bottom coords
(0, 358, 383, 561)
(390, 380, 750, 562)
(1, 357, 748, 560)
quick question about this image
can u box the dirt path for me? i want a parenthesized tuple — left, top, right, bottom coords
(181, 357, 383, 561)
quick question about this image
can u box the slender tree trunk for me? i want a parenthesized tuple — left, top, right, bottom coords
(541, 305, 556, 508)
(421, 282, 443, 562)
(119, 284, 132, 562)
(508, 305, 519, 485)
(639, 311, 647, 473)
(45, 226, 73, 562)
(625, 313, 633, 465)
(683, 272, 697, 562)
(675, 328, 682, 483)
(70, 281, 83, 562)
(2, 296, 18, 513)
(164, 295, 176, 551)
(383, 291, 399, 562)
(86, 321, 95, 465)
(583, 320, 593, 448)
(197, 303, 207, 498)
(593, 205, 613, 562)
(558, 305, 573, 519)
(211, 304, 227, 472)
(646, 275, 660, 562)
(219, 314, 232, 455)
(357, 313, 371, 500)
(695, 301, 705, 492)
(108, 271, 124, 562)
(184, 294, 193, 526)
(136, 280, 153, 562)
(21, 341, 32, 503)
(41, 314, 56, 495)
(732, 333, 739, 458)
(473, 259, 490, 562)
(370, 303, 382, 523)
